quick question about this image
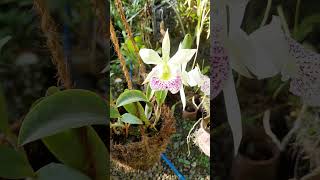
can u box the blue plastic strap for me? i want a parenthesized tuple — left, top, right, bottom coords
(161, 153, 186, 180)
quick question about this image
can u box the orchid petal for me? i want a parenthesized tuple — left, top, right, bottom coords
(227, 0, 249, 35)
(150, 76, 182, 94)
(142, 66, 159, 84)
(226, 30, 253, 78)
(201, 75, 210, 96)
(248, 16, 295, 79)
(180, 86, 186, 111)
(212, 27, 231, 99)
(139, 49, 162, 65)
(169, 49, 197, 65)
(187, 66, 202, 86)
(288, 37, 320, 106)
(181, 70, 190, 85)
(162, 30, 170, 61)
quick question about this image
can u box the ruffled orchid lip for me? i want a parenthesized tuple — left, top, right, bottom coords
(150, 76, 182, 94)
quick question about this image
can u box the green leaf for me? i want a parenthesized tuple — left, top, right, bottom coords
(124, 103, 137, 115)
(18, 89, 108, 145)
(35, 163, 90, 180)
(116, 90, 148, 107)
(120, 113, 143, 124)
(0, 85, 9, 134)
(136, 102, 149, 124)
(0, 145, 34, 179)
(42, 127, 108, 180)
(110, 106, 120, 118)
(45, 86, 60, 96)
(295, 14, 320, 41)
(155, 90, 167, 106)
(181, 34, 193, 49)
(0, 35, 11, 52)
(146, 84, 153, 100)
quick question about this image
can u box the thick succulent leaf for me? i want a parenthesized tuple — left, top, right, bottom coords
(116, 90, 149, 107)
(35, 163, 91, 180)
(0, 145, 34, 179)
(42, 127, 108, 180)
(110, 106, 120, 119)
(181, 34, 193, 49)
(18, 89, 108, 145)
(155, 90, 168, 106)
(223, 70, 242, 155)
(120, 113, 143, 125)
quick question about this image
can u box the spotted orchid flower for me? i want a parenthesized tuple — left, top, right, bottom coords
(287, 37, 320, 106)
(139, 30, 197, 108)
(187, 65, 210, 96)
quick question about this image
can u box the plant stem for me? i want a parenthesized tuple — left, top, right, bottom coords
(280, 103, 307, 150)
(294, 0, 301, 36)
(260, 0, 272, 27)
(277, 5, 291, 36)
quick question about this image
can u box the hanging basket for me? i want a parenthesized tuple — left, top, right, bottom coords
(111, 105, 176, 171)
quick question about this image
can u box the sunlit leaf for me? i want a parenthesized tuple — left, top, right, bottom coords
(116, 90, 149, 107)
(120, 113, 143, 125)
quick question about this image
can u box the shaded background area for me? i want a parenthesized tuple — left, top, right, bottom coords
(0, 0, 108, 172)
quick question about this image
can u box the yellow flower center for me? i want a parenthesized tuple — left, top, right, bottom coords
(161, 63, 171, 80)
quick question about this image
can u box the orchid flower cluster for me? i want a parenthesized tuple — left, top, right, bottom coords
(139, 30, 210, 110)
(213, 0, 320, 155)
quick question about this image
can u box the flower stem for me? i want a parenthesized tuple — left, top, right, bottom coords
(277, 5, 291, 36)
(260, 0, 272, 27)
(294, 0, 301, 36)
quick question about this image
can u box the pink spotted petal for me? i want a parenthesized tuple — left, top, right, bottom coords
(211, 26, 230, 99)
(287, 37, 320, 106)
(150, 76, 182, 94)
(201, 76, 210, 96)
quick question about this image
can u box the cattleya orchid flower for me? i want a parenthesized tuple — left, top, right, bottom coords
(187, 65, 210, 96)
(139, 30, 197, 109)
(219, 0, 320, 106)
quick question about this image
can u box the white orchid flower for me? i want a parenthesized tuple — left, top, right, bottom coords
(187, 66, 210, 96)
(216, 0, 298, 80)
(139, 30, 197, 109)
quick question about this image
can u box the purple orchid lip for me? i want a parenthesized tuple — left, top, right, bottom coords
(150, 76, 182, 94)
(211, 27, 230, 99)
(287, 37, 320, 106)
